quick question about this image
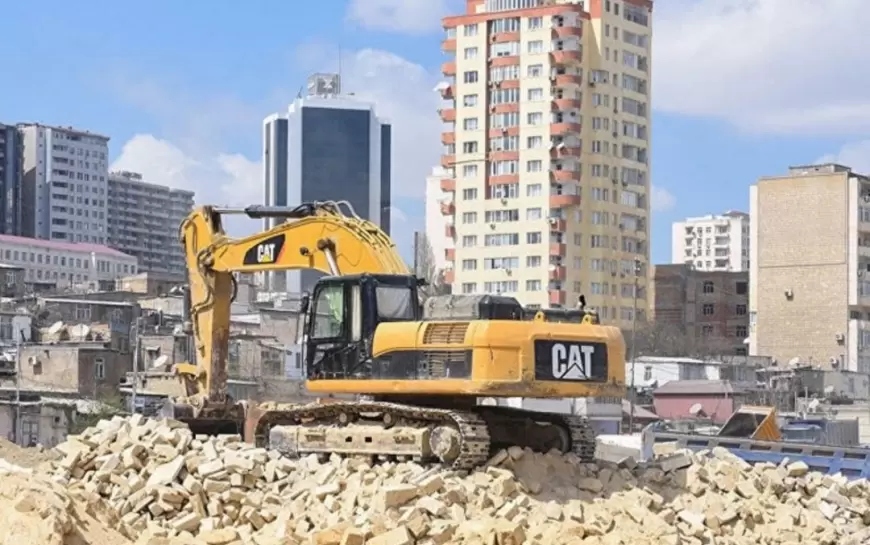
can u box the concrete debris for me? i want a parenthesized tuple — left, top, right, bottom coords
(0, 415, 869, 544)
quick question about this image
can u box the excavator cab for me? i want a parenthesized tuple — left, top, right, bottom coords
(302, 273, 421, 380)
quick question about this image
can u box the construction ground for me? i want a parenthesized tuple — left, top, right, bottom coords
(0, 415, 868, 544)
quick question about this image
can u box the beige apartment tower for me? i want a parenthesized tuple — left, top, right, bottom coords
(437, 0, 652, 325)
(749, 163, 870, 372)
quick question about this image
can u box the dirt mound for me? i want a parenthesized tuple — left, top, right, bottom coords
(0, 437, 60, 468)
(0, 467, 131, 545)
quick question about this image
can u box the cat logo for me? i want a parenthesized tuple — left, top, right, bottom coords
(551, 342, 595, 380)
(242, 234, 286, 266)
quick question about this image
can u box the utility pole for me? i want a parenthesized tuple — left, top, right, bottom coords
(130, 315, 141, 414)
(628, 257, 642, 432)
(412, 231, 420, 277)
(14, 328, 21, 445)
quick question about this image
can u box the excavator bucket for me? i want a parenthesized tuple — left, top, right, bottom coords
(717, 405, 781, 442)
(159, 399, 246, 437)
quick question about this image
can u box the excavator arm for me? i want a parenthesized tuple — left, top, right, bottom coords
(174, 201, 410, 416)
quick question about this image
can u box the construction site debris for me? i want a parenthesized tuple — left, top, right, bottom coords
(1, 415, 869, 544)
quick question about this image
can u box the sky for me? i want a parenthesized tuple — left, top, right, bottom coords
(2, 0, 870, 264)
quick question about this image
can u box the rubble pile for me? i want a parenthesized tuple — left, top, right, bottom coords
(28, 415, 870, 544)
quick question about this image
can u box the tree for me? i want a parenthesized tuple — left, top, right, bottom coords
(412, 232, 451, 303)
(68, 391, 127, 435)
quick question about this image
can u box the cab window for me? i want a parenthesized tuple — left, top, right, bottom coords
(311, 285, 344, 339)
(376, 286, 415, 321)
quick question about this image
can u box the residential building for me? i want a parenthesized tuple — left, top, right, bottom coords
(0, 234, 137, 290)
(749, 163, 870, 372)
(18, 123, 110, 243)
(0, 123, 24, 235)
(652, 380, 754, 424)
(107, 171, 194, 277)
(261, 73, 392, 293)
(438, 0, 652, 322)
(626, 356, 758, 392)
(424, 167, 453, 278)
(671, 211, 749, 272)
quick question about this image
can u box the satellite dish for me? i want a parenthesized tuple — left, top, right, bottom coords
(70, 324, 90, 340)
(688, 403, 705, 417)
(787, 357, 801, 367)
(153, 355, 169, 368)
(48, 321, 65, 335)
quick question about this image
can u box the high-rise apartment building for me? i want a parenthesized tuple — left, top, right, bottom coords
(261, 74, 392, 293)
(671, 211, 749, 272)
(18, 123, 110, 243)
(107, 171, 195, 277)
(438, 0, 652, 323)
(0, 123, 23, 235)
(424, 167, 453, 277)
(749, 163, 870, 372)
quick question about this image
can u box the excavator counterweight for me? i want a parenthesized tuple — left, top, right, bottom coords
(170, 200, 627, 468)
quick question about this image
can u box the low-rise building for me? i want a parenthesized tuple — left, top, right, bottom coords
(17, 342, 130, 400)
(652, 380, 755, 424)
(0, 234, 137, 291)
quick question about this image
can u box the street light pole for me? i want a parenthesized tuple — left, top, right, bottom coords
(628, 257, 642, 432)
(131, 316, 141, 414)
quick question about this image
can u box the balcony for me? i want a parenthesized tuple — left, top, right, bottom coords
(550, 194, 581, 207)
(551, 122, 582, 135)
(492, 103, 520, 114)
(552, 98, 582, 110)
(443, 270, 455, 284)
(549, 243, 566, 256)
(551, 170, 580, 182)
(439, 85, 454, 99)
(487, 127, 520, 138)
(440, 178, 456, 192)
(488, 174, 520, 185)
(552, 26, 582, 39)
(439, 108, 456, 122)
(445, 248, 455, 261)
(549, 265, 567, 281)
(550, 145, 581, 158)
(491, 56, 519, 67)
(441, 132, 455, 145)
(489, 150, 519, 161)
(441, 61, 456, 76)
(440, 154, 455, 168)
(550, 50, 582, 64)
(553, 74, 583, 86)
(445, 225, 456, 238)
(492, 31, 520, 43)
(442, 38, 456, 52)
(549, 218, 567, 231)
(440, 202, 455, 215)
(549, 289, 567, 306)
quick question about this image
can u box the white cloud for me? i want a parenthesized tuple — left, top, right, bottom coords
(654, 0, 870, 134)
(345, 0, 460, 34)
(817, 140, 870, 174)
(651, 185, 676, 212)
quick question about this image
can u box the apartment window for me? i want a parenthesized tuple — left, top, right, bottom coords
(527, 64, 544, 77)
(462, 235, 477, 247)
(463, 24, 479, 36)
(527, 40, 544, 54)
(462, 164, 478, 177)
(701, 325, 714, 336)
(461, 212, 477, 224)
(461, 259, 477, 271)
(463, 71, 479, 84)
(490, 135, 520, 151)
(590, 235, 607, 248)
(573, 257, 582, 269)
(527, 256, 542, 268)
(702, 304, 714, 316)
(702, 281, 714, 294)
(526, 280, 542, 291)
(527, 112, 543, 125)
(527, 160, 543, 172)
(94, 358, 105, 379)
(573, 233, 582, 246)
(736, 326, 748, 338)
(484, 233, 520, 247)
(488, 183, 520, 199)
(462, 188, 478, 200)
(462, 141, 478, 154)
(490, 160, 519, 175)
(484, 257, 519, 270)
(461, 282, 476, 294)
(527, 232, 542, 244)
(526, 184, 542, 197)
(463, 118, 479, 131)
(736, 281, 747, 295)
(527, 136, 543, 149)
(527, 88, 544, 101)
(485, 209, 519, 223)
(527, 16, 543, 29)
(484, 281, 518, 293)
(526, 207, 542, 220)
(464, 47, 479, 60)
(736, 304, 747, 316)
(490, 65, 521, 83)
(463, 94, 478, 107)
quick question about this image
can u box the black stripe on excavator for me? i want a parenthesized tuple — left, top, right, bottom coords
(242, 234, 287, 265)
(368, 349, 473, 379)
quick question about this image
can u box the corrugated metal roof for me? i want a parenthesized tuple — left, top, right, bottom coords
(654, 379, 752, 396)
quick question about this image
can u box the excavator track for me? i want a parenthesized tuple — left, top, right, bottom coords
(256, 401, 597, 470)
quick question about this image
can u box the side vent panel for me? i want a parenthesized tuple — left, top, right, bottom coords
(422, 322, 470, 345)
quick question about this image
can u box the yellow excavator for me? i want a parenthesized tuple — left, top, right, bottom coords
(164, 201, 626, 469)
